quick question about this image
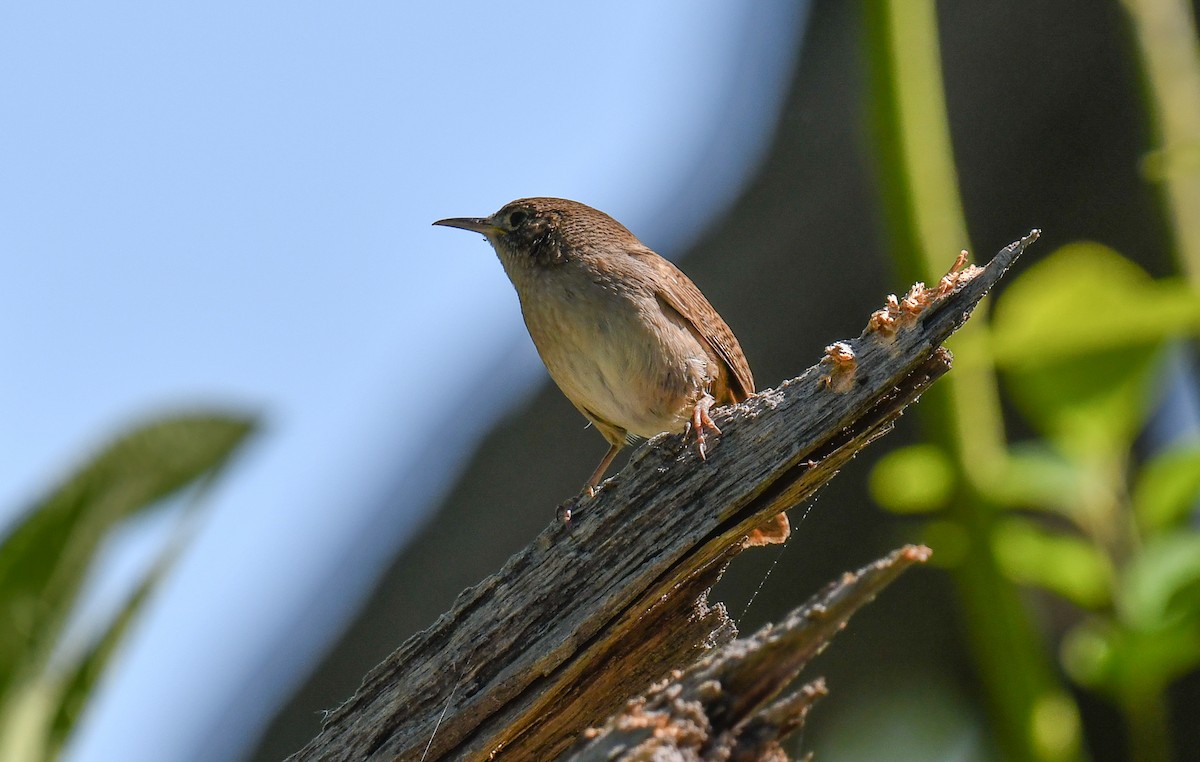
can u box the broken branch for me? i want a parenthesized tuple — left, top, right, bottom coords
(287, 231, 1039, 761)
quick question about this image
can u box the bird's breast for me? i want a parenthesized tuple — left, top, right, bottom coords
(517, 271, 715, 439)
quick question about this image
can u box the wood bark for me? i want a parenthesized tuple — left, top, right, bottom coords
(566, 546, 931, 761)
(287, 232, 1039, 761)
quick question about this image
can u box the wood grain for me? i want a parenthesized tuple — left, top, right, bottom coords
(286, 232, 1038, 762)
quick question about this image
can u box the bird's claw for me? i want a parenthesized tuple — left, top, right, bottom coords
(690, 395, 721, 460)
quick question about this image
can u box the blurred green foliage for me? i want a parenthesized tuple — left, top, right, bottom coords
(0, 414, 255, 761)
(873, 241, 1200, 757)
(867, 0, 1200, 758)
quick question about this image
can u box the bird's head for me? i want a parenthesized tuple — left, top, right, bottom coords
(434, 197, 638, 270)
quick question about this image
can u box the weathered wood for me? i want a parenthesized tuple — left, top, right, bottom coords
(287, 232, 1038, 762)
(565, 546, 932, 761)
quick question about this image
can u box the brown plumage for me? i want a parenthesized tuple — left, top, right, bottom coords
(434, 198, 768, 513)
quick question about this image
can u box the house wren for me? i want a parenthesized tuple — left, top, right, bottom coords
(434, 197, 756, 499)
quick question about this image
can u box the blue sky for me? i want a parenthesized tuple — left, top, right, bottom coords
(1, 2, 808, 759)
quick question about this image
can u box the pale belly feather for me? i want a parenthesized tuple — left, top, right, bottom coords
(520, 284, 713, 441)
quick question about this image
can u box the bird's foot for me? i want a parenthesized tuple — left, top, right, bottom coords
(689, 394, 721, 460)
(581, 443, 621, 500)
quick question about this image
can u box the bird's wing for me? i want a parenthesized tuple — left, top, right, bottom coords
(642, 251, 755, 401)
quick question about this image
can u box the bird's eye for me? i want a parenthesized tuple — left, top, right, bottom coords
(508, 210, 528, 228)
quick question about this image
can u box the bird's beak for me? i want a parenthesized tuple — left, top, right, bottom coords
(432, 216, 498, 235)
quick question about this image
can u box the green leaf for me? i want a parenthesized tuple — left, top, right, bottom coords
(1062, 618, 1200, 697)
(1060, 619, 1116, 690)
(992, 517, 1113, 608)
(986, 443, 1082, 512)
(989, 242, 1196, 449)
(0, 674, 58, 762)
(47, 543, 173, 758)
(1132, 444, 1200, 533)
(0, 413, 255, 707)
(991, 242, 1200, 364)
(869, 444, 955, 514)
(1119, 532, 1200, 632)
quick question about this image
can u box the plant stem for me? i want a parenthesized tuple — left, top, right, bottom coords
(862, 2, 1083, 759)
(1124, 689, 1173, 762)
(1124, 0, 1200, 285)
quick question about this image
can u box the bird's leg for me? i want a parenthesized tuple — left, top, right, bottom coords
(689, 393, 721, 460)
(584, 443, 622, 497)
